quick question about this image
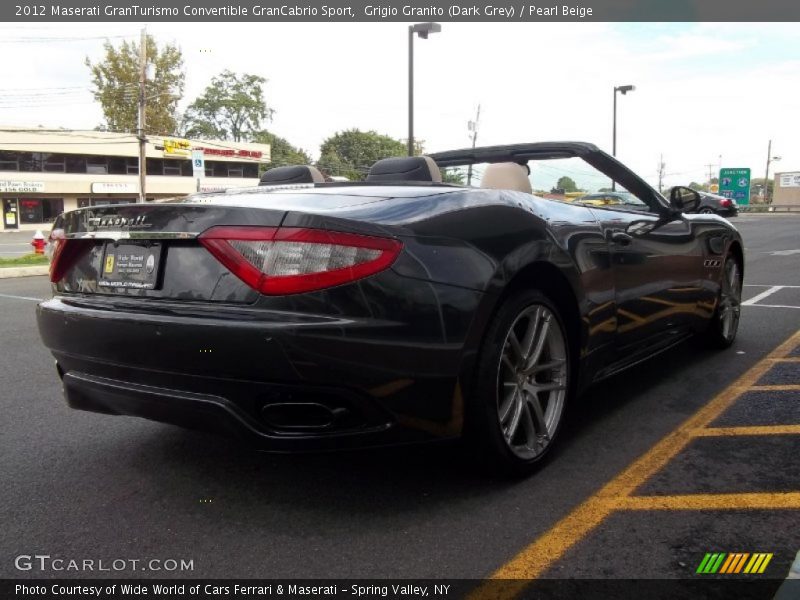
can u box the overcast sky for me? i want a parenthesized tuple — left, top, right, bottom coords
(1, 21, 798, 189)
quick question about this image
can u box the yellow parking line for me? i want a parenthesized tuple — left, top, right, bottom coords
(773, 357, 800, 364)
(696, 425, 800, 436)
(478, 328, 800, 590)
(749, 385, 800, 392)
(619, 492, 800, 510)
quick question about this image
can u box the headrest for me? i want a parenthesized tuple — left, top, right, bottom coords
(366, 156, 442, 183)
(259, 165, 325, 185)
(480, 162, 532, 194)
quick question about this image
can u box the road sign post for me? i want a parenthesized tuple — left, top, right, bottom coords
(719, 167, 751, 205)
(192, 150, 205, 192)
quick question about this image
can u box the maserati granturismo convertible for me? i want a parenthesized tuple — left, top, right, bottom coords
(37, 142, 744, 473)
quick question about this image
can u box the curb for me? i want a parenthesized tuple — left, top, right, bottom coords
(0, 266, 50, 278)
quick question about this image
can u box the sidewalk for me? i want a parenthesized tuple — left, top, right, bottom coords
(0, 266, 49, 278)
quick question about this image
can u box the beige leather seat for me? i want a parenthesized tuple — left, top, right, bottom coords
(480, 162, 532, 194)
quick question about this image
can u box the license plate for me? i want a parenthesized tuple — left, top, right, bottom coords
(99, 242, 162, 290)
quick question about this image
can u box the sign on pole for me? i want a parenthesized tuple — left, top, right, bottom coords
(719, 167, 751, 205)
(191, 150, 205, 178)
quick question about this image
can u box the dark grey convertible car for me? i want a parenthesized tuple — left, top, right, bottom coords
(37, 142, 744, 474)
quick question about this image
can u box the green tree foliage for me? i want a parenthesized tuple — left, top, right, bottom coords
(183, 71, 273, 141)
(252, 130, 312, 169)
(317, 129, 406, 180)
(441, 168, 466, 185)
(688, 181, 709, 192)
(557, 176, 578, 192)
(86, 35, 185, 135)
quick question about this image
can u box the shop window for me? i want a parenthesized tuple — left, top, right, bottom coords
(147, 159, 163, 176)
(42, 153, 66, 172)
(86, 157, 108, 175)
(127, 159, 139, 175)
(18, 198, 62, 223)
(227, 166, 244, 178)
(0, 151, 19, 171)
(17, 153, 35, 172)
(19, 199, 43, 223)
(163, 160, 182, 176)
(65, 155, 86, 173)
(108, 157, 127, 175)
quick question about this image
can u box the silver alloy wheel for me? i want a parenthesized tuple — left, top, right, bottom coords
(719, 258, 742, 341)
(496, 304, 568, 459)
(700, 207, 714, 214)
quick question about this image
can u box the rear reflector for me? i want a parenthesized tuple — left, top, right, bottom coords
(198, 226, 402, 295)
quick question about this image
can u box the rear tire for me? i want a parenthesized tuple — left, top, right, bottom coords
(702, 252, 742, 348)
(699, 207, 714, 214)
(466, 290, 571, 476)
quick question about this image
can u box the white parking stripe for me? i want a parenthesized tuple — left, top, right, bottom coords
(744, 285, 800, 288)
(0, 293, 43, 302)
(745, 305, 800, 310)
(742, 286, 784, 306)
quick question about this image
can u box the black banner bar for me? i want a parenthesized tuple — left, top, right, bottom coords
(3, 0, 800, 22)
(2, 579, 795, 600)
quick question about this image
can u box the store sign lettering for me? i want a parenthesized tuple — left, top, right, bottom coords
(0, 181, 45, 193)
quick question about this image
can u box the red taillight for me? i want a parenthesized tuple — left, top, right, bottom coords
(720, 199, 732, 207)
(198, 226, 403, 295)
(49, 238, 93, 283)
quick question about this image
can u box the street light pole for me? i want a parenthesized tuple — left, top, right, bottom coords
(407, 22, 441, 157)
(466, 103, 481, 186)
(612, 88, 617, 158)
(611, 84, 635, 190)
(137, 27, 147, 203)
(763, 140, 782, 204)
(407, 26, 414, 157)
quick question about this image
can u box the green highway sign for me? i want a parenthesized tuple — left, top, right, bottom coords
(719, 167, 751, 205)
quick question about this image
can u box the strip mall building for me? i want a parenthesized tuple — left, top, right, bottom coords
(0, 127, 271, 231)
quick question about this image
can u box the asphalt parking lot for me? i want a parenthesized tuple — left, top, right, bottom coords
(1, 214, 799, 593)
(0, 230, 42, 258)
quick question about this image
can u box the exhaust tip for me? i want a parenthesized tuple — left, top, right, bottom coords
(261, 402, 349, 431)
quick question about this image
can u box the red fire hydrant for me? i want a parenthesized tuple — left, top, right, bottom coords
(31, 230, 47, 255)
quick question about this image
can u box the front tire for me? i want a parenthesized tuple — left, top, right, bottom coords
(703, 252, 742, 348)
(467, 290, 571, 475)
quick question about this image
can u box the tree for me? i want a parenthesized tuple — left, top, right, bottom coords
(318, 129, 405, 180)
(183, 71, 273, 141)
(252, 130, 312, 168)
(441, 168, 466, 185)
(598, 187, 614, 192)
(86, 35, 185, 135)
(688, 181, 709, 192)
(750, 177, 774, 202)
(557, 176, 578, 193)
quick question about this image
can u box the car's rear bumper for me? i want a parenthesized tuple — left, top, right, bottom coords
(37, 290, 477, 450)
(59, 370, 416, 451)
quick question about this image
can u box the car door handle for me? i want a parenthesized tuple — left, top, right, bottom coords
(610, 231, 633, 246)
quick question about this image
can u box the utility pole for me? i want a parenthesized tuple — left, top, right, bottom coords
(763, 139, 772, 204)
(704, 163, 715, 187)
(657, 154, 665, 194)
(466, 104, 481, 186)
(137, 27, 147, 203)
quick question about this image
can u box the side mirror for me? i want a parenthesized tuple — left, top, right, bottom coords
(670, 186, 701, 213)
